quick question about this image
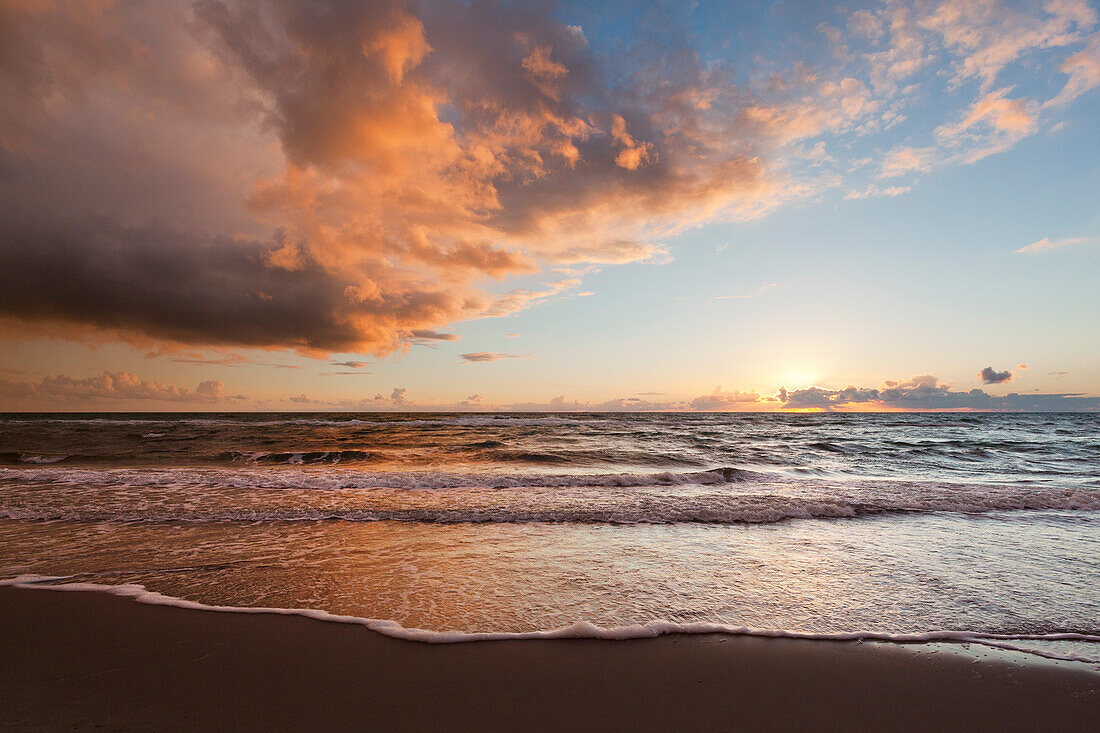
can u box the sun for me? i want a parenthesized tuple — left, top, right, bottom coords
(782, 369, 821, 390)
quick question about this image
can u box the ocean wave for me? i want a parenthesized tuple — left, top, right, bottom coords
(0, 465, 766, 490)
(2, 485, 1097, 525)
(0, 445, 709, 469)
(0, 452, 71, 465)
(478, 448, 705, 467)
(221, 450, 383, 465)
(2, 575, 1097, 663)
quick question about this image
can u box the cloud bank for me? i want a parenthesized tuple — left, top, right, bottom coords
(3, 370, 1096, 411)
(0, 371, 236, 404)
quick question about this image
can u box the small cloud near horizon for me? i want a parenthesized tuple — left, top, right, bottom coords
(460, 352, 529, 363)
(980, 364, 1026, 384)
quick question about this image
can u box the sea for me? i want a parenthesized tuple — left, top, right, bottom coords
(1, 412, 1097, 664)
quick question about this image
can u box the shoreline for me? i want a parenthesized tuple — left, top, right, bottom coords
(2, 585, 1097, 731)
(6, 575, 1099, 659)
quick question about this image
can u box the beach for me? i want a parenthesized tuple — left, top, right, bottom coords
(2, 585, 1097, 732)
(3, 412, 1098, 730)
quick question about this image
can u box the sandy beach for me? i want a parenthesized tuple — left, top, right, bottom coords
(1, 586, 1096, 732)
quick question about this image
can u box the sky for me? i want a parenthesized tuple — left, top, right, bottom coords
(0, 0, 1098, 411)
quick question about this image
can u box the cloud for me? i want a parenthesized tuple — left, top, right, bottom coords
(171, 354, 252, 367)
(0, 371, 240, 405)
(881, 147, 934, 177)
(920, 0, 1097, 91)
(946, 88, 1037, 134)
(980, 366, 1014, 384)
(690, 387, 766, 410)
(1044, 33, 1100, 107)
(845, 184, 912, 200)
(2, 0, 1099, 359)
(711, 283, 777, 300)
(319, 361, 374, 375)
(858, 1, 1097, 178)
(161, 351, 298, 369)
(503, 395, 587, 411)
(0, 221, 481, 355)
(774, 374, 1099, 411)
(480, 278, 584, 317)
(237, 374, 1099, 412)
(591, 397, 680, 411)
(934, 87, 1039, 163)
(0, 0, 871, 357)
(409, 330, 460, 342)
(460, 352, 529, 363)
(1016, 236, 1093, 253)
(552, 240, 669, 266)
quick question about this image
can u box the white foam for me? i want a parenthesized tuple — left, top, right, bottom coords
(2, 463, 1099, 526)
(2, 575, 1097, 663)
(18, 455, 69, 464)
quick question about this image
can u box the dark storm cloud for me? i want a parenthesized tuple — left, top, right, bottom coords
(0, 221, 471, 354)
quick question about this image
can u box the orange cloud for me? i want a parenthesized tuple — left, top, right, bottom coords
(0, 0, 804, 356)
(942, 88, 1037, 135)
(2, 0, 1096, 360)
(1045, 33, 1100, 107)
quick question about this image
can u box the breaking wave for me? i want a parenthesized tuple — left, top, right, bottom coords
(3, 576, 1097, 663)
(1, 464, 1096, 525)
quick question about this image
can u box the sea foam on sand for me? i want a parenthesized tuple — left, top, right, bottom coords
(4, 575, 1097, 663)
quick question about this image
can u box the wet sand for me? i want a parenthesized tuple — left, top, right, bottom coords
(1, 586, 1097, 732)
